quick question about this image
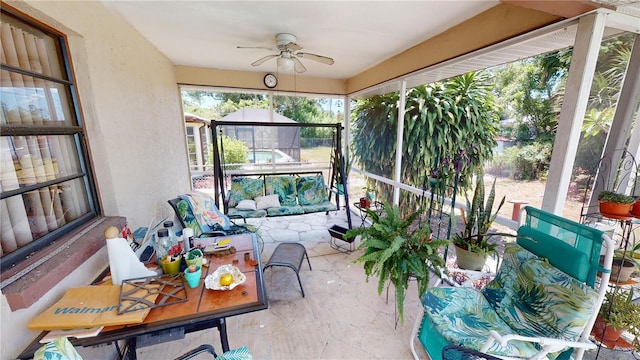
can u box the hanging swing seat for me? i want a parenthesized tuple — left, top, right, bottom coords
(413, 206, 614, 360)
(224, 171, 337, 218)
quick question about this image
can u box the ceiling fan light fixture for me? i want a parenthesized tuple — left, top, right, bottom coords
(277, 57, 295, 72)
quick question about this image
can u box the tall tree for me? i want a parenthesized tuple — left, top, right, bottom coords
(352, 71, 499, 210)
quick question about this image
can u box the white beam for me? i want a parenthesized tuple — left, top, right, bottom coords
(594, 34, 640, 199)
(542, 12, 607, 214)
(393, 80, 407, 206)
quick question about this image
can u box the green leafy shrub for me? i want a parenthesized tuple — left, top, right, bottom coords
(211, 135, 248, 170)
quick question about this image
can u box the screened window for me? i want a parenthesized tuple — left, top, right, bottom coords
(0, 9, 98, 271)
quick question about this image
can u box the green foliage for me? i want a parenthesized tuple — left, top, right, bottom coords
(597, 190, 634, 204)
(452, 175, 505, 255)
(487, 143, 552, 181)
(344, 203, 447, 324)
(351, 71, 499, 210)
(598, 289, 640, 335)
(613, 240, 640, 270)
(214, 135, 248, 169)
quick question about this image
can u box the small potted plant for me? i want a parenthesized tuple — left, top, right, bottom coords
(344, 202, 447, 324)
(452, 175, 505, 270)
(597, 190, 634, 216)
(185, 248, 204, 267)
(594, 289, 640, 342)
(359, 196, 371, 208)
(161, 245, 183, 275)
(610, 240, 640, 283)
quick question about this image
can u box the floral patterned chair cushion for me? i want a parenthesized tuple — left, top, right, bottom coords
(266, 205, 304, 216)
(422, 287, 540, 358)
(228, 207, 268, 219)
(296, 175, 329, 206)
(266, 176, 298, 206)
(422, 243, 598, 359)
(228, 177, 265, 208)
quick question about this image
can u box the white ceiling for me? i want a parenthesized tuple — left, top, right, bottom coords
(102, 1, 500, 79)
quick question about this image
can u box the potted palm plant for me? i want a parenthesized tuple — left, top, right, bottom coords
(452, 175, 505, 270)
(344, 202, 447, 324)
(598, 190, 634, 216)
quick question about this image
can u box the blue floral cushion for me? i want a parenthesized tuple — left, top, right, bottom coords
(423, 243, 598, 359)
(228, 177, 264, 208)
(228, 208, 268, 218)
(266, 205, 304, 216)
(301, 201, 336, 213)
(486, 245, 598, 342)
(34, 337, 83, 360)
(422, 287, 540, 358)
(296, 175, 329, 206)
(266, 176, 298, 206)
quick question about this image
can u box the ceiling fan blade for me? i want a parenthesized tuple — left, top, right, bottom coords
(292, 57, 307, 73)
(237, 46, 275, 51)
(251, 54, 278, 66)
(296, 52, 334, 65)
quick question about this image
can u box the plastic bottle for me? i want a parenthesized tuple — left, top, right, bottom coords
(155, 228, 170, 264)
(182, 227, 194, 253)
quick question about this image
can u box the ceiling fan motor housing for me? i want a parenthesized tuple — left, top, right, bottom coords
(276, 33, 298, 49)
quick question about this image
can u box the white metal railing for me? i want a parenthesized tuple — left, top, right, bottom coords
(351, 168, 519, 231)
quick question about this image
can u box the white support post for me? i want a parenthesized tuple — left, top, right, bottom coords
(393, 80, 407, 206)
(595, 34, 640, 199)
(541, 12, 607, 214)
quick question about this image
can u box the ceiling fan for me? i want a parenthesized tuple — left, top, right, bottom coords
(238, 33, 334, 73)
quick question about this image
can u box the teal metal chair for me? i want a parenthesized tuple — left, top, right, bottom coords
(411, 206, 614, 360)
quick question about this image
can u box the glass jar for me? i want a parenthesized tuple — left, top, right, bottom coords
(155, 228, 170, 264)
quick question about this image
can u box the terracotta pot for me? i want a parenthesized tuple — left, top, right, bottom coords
(454, 245, 488, 271)
(593, 316, 625, 342)
(599, 201, 633, 216)
(610, 258, 636, 283)
(633, 199, 640, 217)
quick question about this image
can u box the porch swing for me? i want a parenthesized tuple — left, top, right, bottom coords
(210, 119, 352, 228)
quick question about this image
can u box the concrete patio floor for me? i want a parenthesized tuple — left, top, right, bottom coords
(75, 209, 635, 360)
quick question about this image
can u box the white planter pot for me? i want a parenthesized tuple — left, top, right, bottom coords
(454, 245, 488, 271)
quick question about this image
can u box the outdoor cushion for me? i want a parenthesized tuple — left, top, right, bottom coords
(423, 243, 598, 359)
(236, 199, 257, 211)
(422, 287, 540, 358)
(301, 201, 336, 213)
(296, 175, 329, 206)
(228, 177, 265, 208)
(255, 194, 281, 210)
(484, 244, 598, 342)
(266, 175, 298, 206)
(266, 205, 305, 216)
(228, 208, 267, 219)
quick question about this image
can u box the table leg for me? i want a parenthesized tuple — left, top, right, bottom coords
(219, 317, 230, 352)
(126, 337, 137, 360)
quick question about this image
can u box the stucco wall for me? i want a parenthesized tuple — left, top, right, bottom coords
(1, 1, 190, 358)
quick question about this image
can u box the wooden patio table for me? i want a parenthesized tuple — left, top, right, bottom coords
(18, 233, 267, 360)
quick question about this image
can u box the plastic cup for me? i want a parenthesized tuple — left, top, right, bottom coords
(184, 265, 202, 288)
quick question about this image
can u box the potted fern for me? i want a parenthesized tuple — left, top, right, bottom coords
(452, 175, 505, 270)
(344, 202, 447, 324)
